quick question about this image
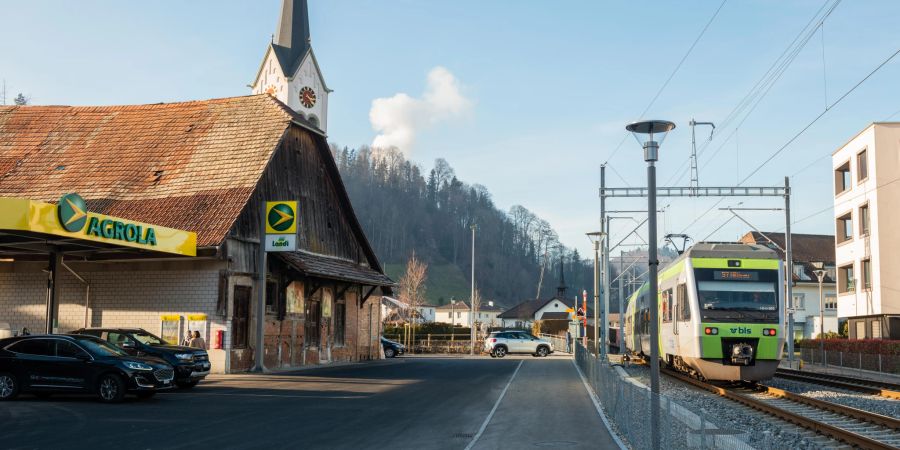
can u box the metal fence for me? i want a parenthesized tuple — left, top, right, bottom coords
(799, 348, 900, 376)
(575, 344, 759, 450)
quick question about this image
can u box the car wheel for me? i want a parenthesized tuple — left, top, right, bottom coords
(176, 380, 199, 389)
(97, 374, 125, 403)
(136, 391, 157, 400)
(384, 347, 396, 358)
(537, 346, 549, 357)
(494, 346, 507, 358)
(0, 373, 19, 401)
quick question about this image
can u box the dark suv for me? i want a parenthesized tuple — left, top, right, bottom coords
(72, 328, 210, 389)
(0, 334, 174, 402)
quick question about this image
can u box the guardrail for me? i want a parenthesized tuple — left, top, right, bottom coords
(799, 348, 900, 376)
(575, 344, 758, 450)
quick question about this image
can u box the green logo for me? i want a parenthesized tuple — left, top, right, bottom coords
(267, 203, 295, 232)
(57, 193, 88, 233)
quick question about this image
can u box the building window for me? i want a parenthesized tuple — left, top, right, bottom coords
(859, 204, 870, 236)
(857, 149, 868, 182)
(855, 321, 865, 339)
(838, 264, 855, 294)
(232, 286, 251, 349)
(836, 212, 853, 243)
(824, 295, 837, 310)
(834, 161, 851, 195)
(872, 320, 882, 339)
(457, 311, 461, 318)
(334, 301, 346, 347)
(862, 259, 872, 290)
(792, 293, 805, 310)
(305, 300, 320, 347)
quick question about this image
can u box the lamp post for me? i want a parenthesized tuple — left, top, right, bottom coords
(626, 119, 675, 450)
(812, 261, 827, 358)
(470, 223, 476, 355)
(587, 231, 606, 359)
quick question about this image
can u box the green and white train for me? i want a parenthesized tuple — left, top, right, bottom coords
(624, 243, 785, 381)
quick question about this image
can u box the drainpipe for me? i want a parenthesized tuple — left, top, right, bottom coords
(62, 262, 91, 329)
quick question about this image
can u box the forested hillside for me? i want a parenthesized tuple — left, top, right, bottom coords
(331, 145, 597, 307)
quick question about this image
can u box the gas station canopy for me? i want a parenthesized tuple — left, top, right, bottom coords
(0, 194, 196, 260)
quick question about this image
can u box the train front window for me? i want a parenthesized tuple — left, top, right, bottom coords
(697, 281, 776, 311)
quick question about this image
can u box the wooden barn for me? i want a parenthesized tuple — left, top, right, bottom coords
(0, 94, 393, 373)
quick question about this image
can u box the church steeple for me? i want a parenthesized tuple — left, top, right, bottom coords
(251, 0, 330, 132)
(556, 254, 567, 299)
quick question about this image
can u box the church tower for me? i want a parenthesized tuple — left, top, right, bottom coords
(251, 0, 331, 133)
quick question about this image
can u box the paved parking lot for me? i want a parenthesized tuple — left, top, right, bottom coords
(0, 355, 620, 449)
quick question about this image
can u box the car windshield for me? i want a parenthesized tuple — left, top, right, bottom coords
(132, 330, 168, 346)
(697, 281, 777, 312)
(72, 336, 127, 357)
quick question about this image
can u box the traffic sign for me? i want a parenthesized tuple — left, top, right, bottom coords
(265, 201, 298, 234)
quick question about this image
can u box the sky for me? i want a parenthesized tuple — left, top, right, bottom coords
(3, 0, 900, 259)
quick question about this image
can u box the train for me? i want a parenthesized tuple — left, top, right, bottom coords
(624, 242, 786, 381)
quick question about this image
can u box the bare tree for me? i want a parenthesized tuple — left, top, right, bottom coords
(398, 251, 428, 350)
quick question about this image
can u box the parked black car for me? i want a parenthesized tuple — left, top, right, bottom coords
(381, 337, 405, 358)
(0, 334, 174, 402)
(71, 328, 210, 389)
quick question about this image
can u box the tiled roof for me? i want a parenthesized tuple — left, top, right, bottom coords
(278, 251, 394, 286)
(739, 232, 836, 283)
(0, 95, 293, 247)
(497, 299, 546, 319)
(539, 311, 570, 320)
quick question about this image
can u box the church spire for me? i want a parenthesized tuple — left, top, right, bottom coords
(272, 0, 311, 78)
(556, 253, 567, 299)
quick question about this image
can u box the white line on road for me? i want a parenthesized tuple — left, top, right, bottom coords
(465, 359, 524, 450)
(571, 358, 628, 450)
(159, 392, 365, 399)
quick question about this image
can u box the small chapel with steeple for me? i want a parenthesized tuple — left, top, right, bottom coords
(251, 0, 331, 132)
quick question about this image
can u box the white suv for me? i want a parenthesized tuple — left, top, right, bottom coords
(484, 331, 553, 358)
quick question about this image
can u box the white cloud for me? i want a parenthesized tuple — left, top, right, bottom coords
(370, 66, 471, 153)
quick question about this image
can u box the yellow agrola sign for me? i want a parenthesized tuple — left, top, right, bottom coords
(0, 194, 197, 256)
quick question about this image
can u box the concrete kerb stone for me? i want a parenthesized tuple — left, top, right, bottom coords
(612, 365, 755, 449)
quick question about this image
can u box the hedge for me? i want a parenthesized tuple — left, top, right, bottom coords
(795, 338, 900, 356)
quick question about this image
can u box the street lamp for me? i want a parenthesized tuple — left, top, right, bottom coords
(470, 223, 477, 355)
(812, 261, 827, 358)
(587, 231, 606, 359)
(626, 119, 675, 450)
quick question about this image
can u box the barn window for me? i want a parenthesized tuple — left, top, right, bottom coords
(232, 286, 251, 348)
(334, 301, 346, 347)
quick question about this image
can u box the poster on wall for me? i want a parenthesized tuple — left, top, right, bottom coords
(160, 315, 181, 345)
(286, 281, 304, 314)
(322, 289, 333, 318)
(187, 314, 208, 342)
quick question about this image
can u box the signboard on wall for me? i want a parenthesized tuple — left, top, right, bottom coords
(187, 314, 208, 341)
(160, 314, 181, 345)
(264, 201, 298, 252)
(264, 234, 297, 252)
(286, 281, 304, 314)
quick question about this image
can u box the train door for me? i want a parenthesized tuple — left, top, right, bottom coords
(675, 282, 692, 358)
(661, 288, 675, 360)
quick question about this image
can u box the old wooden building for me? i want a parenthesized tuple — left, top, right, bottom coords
(0, 94, 393, 372)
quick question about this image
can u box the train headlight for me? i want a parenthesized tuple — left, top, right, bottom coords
(704, 327, 719, 335)
(763, 328, 777, 336)
(733, 346, 742, 355)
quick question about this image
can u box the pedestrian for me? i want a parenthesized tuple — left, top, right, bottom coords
(565, 329, 572, 353)
(189, 330, 207, 350)
(182, 330, 193, 346)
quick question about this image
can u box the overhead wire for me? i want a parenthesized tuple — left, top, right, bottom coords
(602, 0, 729, 165)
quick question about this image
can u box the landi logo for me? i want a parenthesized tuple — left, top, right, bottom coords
(267, 203, 296, 232)
(57, 193, 88, 232)
(272, 237, 291, 247)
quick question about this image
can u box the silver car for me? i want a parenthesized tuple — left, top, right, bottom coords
(484, 331, 553, 358)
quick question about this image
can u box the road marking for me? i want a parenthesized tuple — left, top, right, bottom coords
(571, 358, 628, 450)
(465, 360, 524, 450)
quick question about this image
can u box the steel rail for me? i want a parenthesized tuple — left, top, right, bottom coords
(775, 368, 900, 399)
(662, 368, 899, 450)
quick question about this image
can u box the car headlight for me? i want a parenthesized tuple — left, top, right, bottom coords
(123, 361, 154, 371)
(175, 353, 194, 361)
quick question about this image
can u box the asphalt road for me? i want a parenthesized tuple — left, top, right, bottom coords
(0, 355, 620, 449)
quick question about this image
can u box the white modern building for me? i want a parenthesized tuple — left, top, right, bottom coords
(434, 300, 503, 329)
(832, 123, 900, 339)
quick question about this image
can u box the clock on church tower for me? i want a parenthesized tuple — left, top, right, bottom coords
(250, 0, 331, 132)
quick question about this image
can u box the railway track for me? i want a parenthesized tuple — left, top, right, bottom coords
(662, 368, 900, 449)
(775, 368, 900, 400)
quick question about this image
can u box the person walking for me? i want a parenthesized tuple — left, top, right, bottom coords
(189, 330, 207, 350)
(181, 330, 193, 347)
(565, 329, 572, 353)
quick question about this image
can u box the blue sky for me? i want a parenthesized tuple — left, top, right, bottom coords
(3, 1, 900, 258)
